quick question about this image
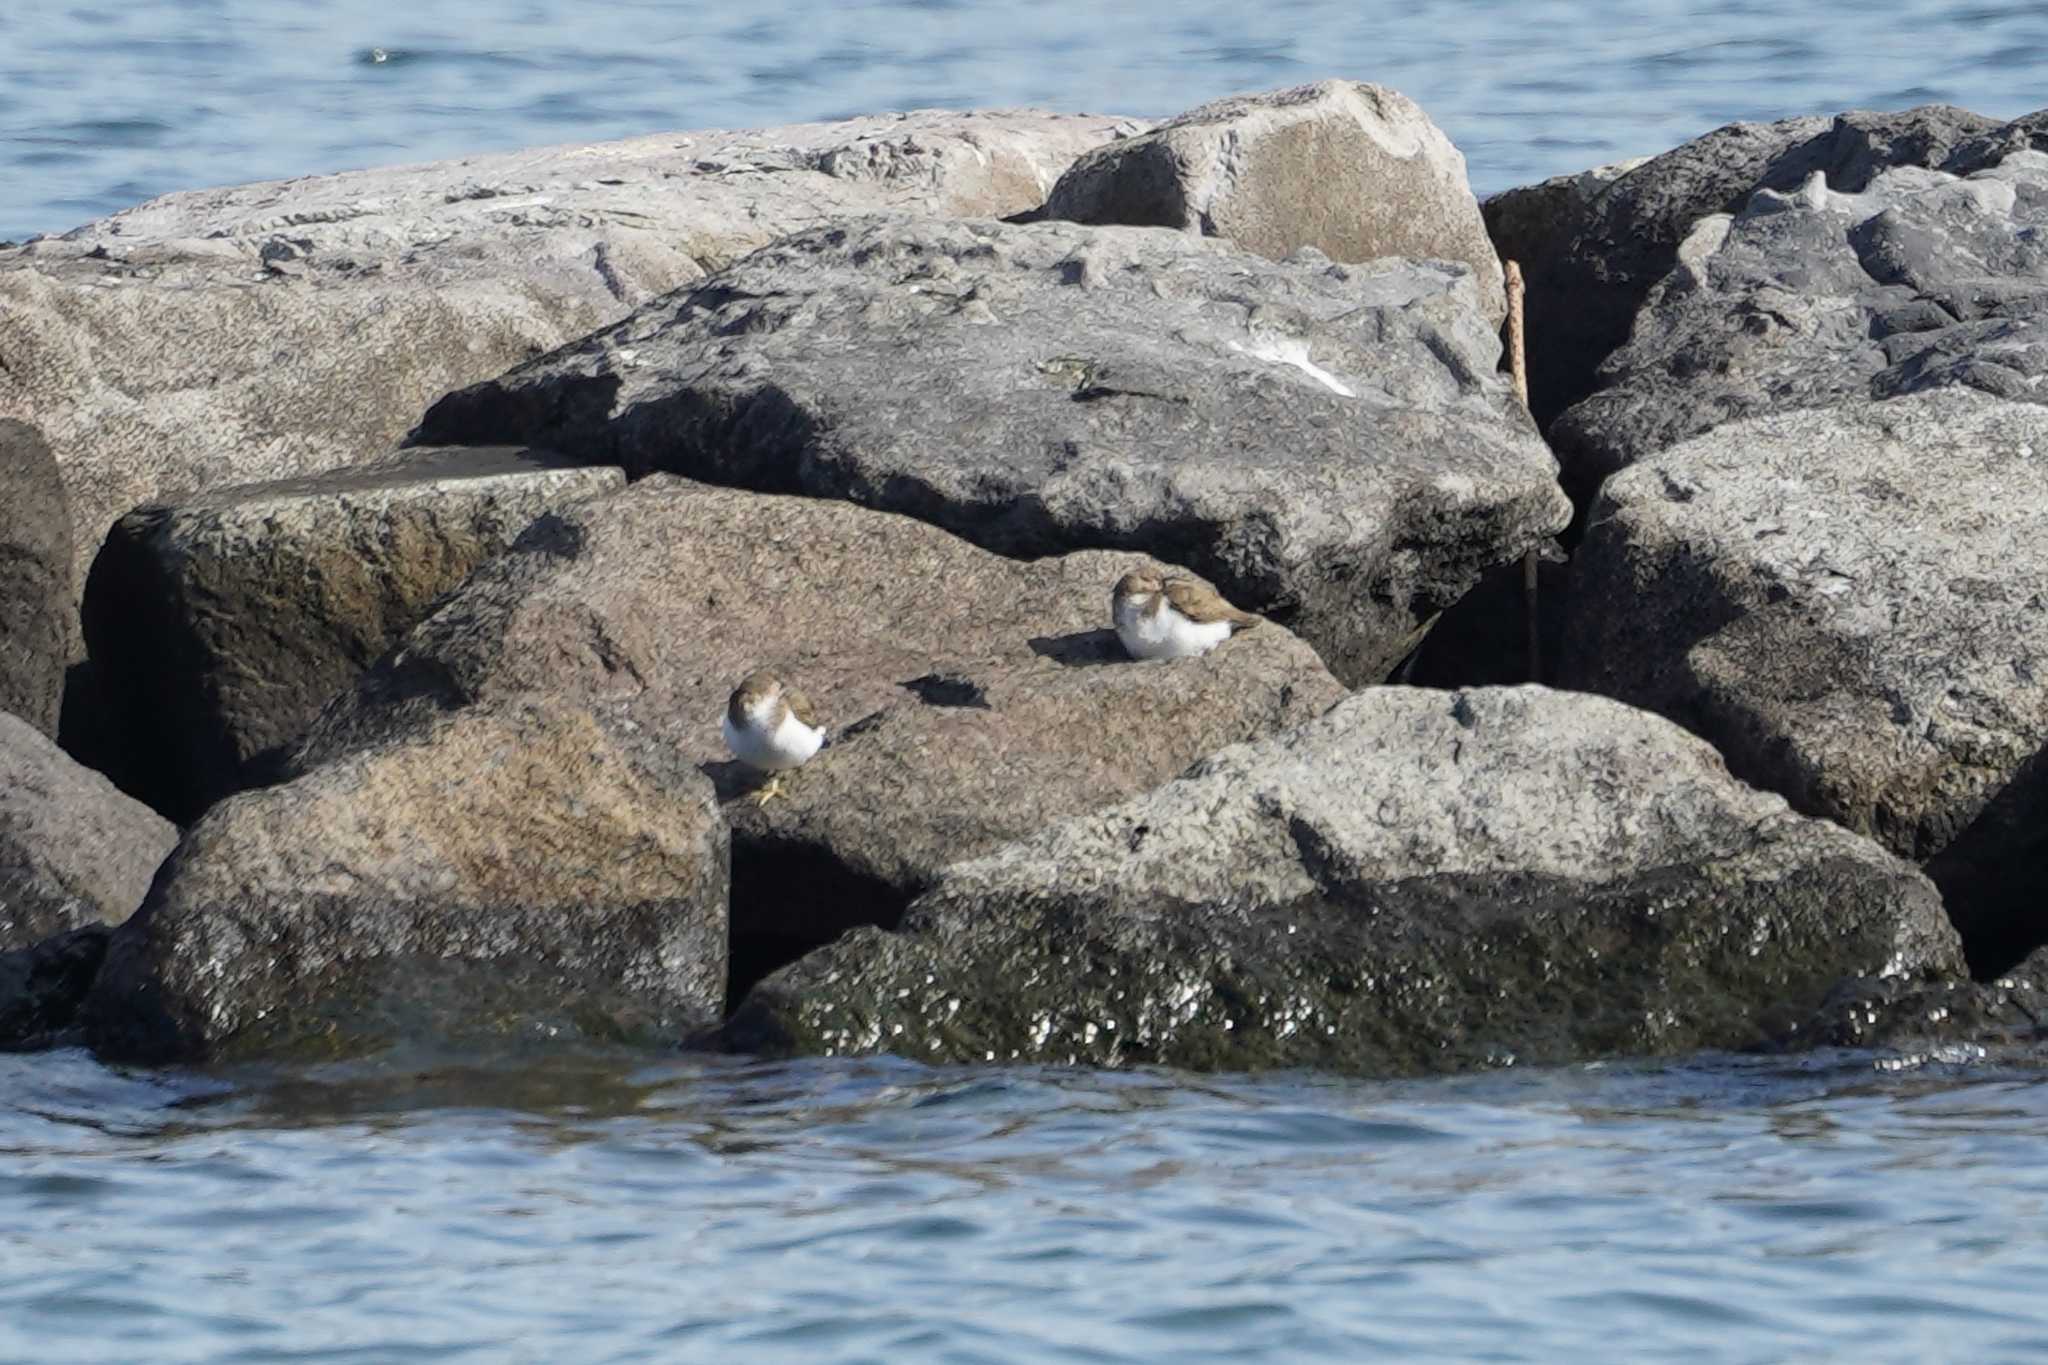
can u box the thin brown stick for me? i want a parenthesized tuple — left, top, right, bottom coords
(1504, 261, 1541, 683)
(1505, 262, 1529, 409)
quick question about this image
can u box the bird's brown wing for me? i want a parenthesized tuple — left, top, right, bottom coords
(784, 684, 822, 729)
(1163, 577, 1260, 627)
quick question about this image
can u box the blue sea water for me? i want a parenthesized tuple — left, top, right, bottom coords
(8, 2, 2048, 1358)
(6, 1045, 2048, 1362)
(3, 0, 2046, 239)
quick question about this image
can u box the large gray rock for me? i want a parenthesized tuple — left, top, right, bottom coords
(721, 686, 1962, 1075)
(0, 109, 1132, 602)
(410, 215, 1570, 685)
(1552, 152, 2048, 489)
(1562, 392, 2048, 975)
(1044, 81, 1506, 323)
(0, 710, 176, 953)
(1499, 106, 2001, 434)
(297, 478, 1345, 973)
(81, 446, 624, 822)
(0, 420, 70, 737)
(82, 697, 728, 1064)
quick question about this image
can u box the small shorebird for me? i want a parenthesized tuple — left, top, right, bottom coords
(721, 669, 825, 805)
(1111, 570, 1260, 660)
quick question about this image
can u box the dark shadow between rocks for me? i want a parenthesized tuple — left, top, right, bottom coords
(1405, 548, 1570, 688)
(1028, 629, 1125, 667)
(77, 514, 219, 822)
(0, 925, 112, 1052)
(55, 659, 118, 788)
(1926, 737, 2048, 980)
(725, 835, 907, 1010)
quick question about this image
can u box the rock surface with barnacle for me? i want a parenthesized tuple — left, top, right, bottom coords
(720, 686, 1963, 1074)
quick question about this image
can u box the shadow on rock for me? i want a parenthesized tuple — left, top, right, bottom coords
(1028, 629, 1125, 668)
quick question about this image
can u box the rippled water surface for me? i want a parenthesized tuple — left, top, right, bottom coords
(5, 1047, 2048, 1361)
(5, 0, 2048, 238)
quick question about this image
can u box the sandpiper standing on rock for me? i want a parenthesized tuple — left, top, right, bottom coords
(1111, 570, 1260, 660)
(721, 669, 826, 805)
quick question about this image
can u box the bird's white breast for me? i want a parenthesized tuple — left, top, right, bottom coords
(722, 699, 824, 771)
(1115, 596, 1234, 660)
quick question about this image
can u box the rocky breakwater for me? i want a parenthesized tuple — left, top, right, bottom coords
(82, 696, 729, 1064)
(722, 687, 1961, 1073)
(1564, 392, 2048, 977)
(81, 445, 624, 822)
(0, 107, 1129, 745)
(409, 213, 1567, 687)
(0, 711, 176, 1049)
(1550, 149, 2048, 493)
(1482, 104, 2005, 439)
(294, 478, 1343, 991)
(1043, 80, 1507, 324)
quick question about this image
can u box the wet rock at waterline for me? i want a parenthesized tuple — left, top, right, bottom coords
(1788, 944, 2048, 1060)
(1494, 105, 2001, 431)
(721, 687, 1962, 1074)
(1563, 392, 2048, 976)
(0, 420, 72, 739)
(82, 446, 624, 823)
(410, 215, 1569, 685)
(2, 109, 1131, 604)
(295, 478, 1343, 971)
(1044, 80, 1507, 323)
(0, 710, 177, 953)
(82, 698, 728, 1064)
(1552, 151, 2048, 492)
(0, 925, 110, 1052)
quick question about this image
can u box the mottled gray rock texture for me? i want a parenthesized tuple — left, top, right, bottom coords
(1498, 106, 2000, 432)
(297, 478, 1344, 969)
(82, 697, 728, 1064)
(1553, 151, 2048, 491)
(410, 215, 1569, 686)
(722, 687, 1961, 1075)
(81, 446, 624, 823)
(0, 420, 70, 737)
(1563, 392, 2048, 975)
(1483, 158, 1646, 287)
(1045, 81, 1505, 323)
(0, 710, 176, 953)
(0, 109, 1132, 602)
(1944, 109, 2048, 175)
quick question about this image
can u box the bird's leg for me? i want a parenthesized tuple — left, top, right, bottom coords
(753, 772, 790, 807)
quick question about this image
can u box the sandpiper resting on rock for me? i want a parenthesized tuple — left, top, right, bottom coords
(1111, 570, 1260, 661)
(721, 669, 825, 805)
